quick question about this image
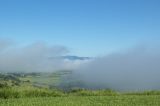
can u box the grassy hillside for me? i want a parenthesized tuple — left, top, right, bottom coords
(0, 71, 71, 89)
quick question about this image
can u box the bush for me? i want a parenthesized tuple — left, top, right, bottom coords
(0, 87, 64, 99)
(0, 82, 9, 88)
(69, 88, 118, 96)
(124, 90, 160, 95)
(23, 89, 63, 97)
(0, 88, 20, 99)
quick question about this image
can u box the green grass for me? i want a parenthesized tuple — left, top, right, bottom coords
(0, 87, 64, 99)
(0, 95, 160, 106)
(0, 84, 160, 106)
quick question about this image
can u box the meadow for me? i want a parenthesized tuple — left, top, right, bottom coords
(0, 87, 160, 106)
(0, 95, 160, 106)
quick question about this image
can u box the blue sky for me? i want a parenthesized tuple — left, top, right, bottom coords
(0, 0, 160, 56)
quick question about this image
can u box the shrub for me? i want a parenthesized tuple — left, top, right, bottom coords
(0, 88, 20, 99)
(69, 88, 118, 96)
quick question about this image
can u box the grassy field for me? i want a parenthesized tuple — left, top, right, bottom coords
(1, 86, 160, 106)
(19, 72, 61, 88)
(0, 95, 160, 106)
(19, 71, 71, 88)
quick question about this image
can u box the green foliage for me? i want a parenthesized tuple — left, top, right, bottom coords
(0, 73, 21, 87)
(22, 88, 63, 97)
(124, 90, 160, 95)
(0, 96, 160, 106)
(1, 86, 160, 99)
(0, 87, 64, 99)
(0, 88, 20, 99)
(69, 88, 118, 96)
(0, 82, 9, 88)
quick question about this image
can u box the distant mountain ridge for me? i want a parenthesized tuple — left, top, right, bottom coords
(48, 55, 91, 61)
(62, 56, 91, 61)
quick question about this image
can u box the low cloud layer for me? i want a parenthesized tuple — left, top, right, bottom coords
(74, 46, 160, 91)
(0, 40, 82, 72)
(0, 39, 12, 51)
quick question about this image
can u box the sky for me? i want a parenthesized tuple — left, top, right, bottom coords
(0, 0, 160, 57)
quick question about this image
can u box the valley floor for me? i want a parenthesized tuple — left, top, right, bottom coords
(0, 95, 160, 106)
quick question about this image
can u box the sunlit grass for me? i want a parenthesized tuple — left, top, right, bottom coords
(0, 95, 159, 106)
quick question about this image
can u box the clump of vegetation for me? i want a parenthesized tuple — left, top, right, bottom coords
(0, 88, 20, 99)
(0, 82, 9, 88)
(0, 87, 64, 99)
(0, 73, 21, 88)
(68, 88, 118, 96)
(22, 87, 64, 97)
(124, 90, 160, 95)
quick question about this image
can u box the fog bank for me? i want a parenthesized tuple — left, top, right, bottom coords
(74, 46, 160, 91)
(0, 40, 82, 72)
